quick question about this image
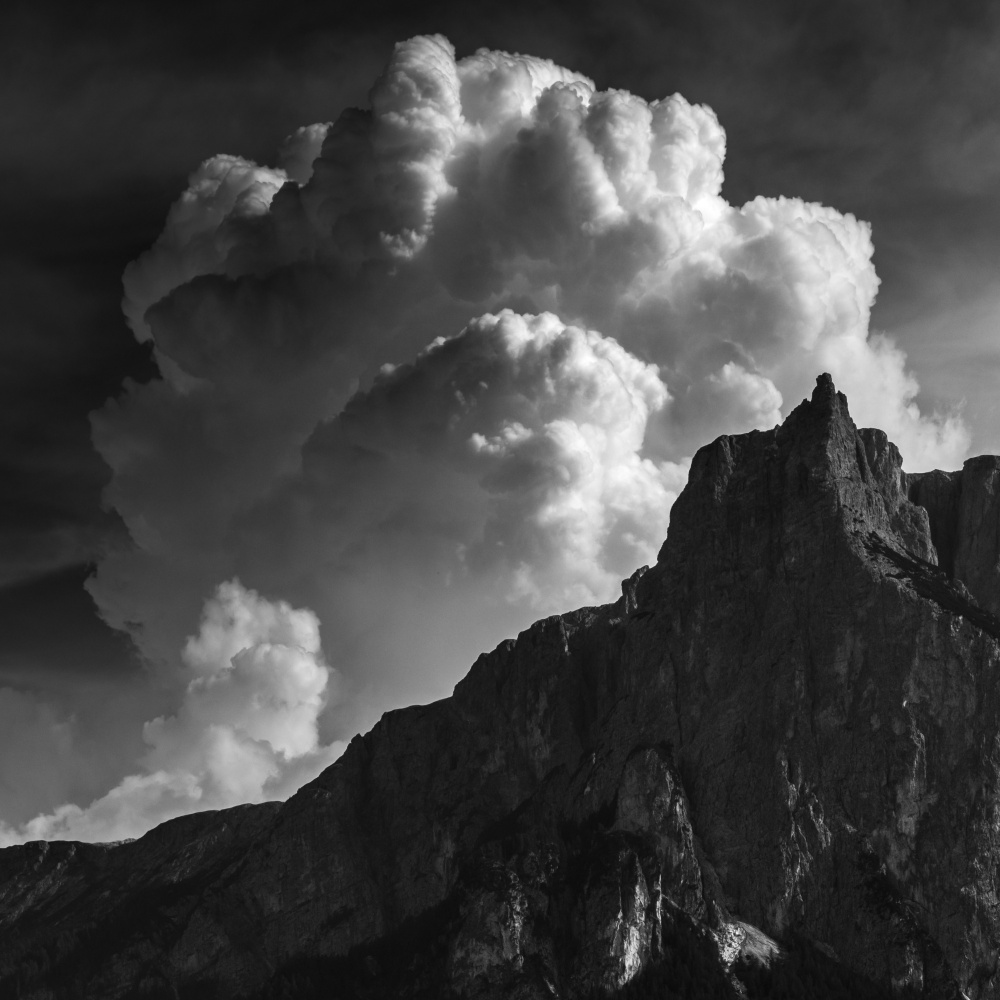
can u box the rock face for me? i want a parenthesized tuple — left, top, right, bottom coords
(4, 375, 1000, 998)
(908, 456, 1000, 615)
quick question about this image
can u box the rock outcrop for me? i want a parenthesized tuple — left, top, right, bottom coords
(3, 374, 1000, 998)
(907, 456, 1000, 615)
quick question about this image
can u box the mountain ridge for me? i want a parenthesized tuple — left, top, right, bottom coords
(3, 374, 1000, 998)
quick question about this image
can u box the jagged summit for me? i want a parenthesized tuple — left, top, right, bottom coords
(3, 376, 1000, 999)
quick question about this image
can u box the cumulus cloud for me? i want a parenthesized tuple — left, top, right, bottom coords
(265, 310, 678, 603)
(228, 311, 685, 712)
(22, 32, 967, 840)
(0, 582, 343, 845)
(122, 155, 289, 346)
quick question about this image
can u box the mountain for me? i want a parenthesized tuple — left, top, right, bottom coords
(3, 374, 1000, 999)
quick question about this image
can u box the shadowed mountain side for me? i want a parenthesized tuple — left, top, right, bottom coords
(2, 374, 999, 999)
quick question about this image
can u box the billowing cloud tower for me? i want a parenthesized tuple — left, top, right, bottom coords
(6, 35, 967, 843)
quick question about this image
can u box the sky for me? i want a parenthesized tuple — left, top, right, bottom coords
(2, 0, 1000, 842)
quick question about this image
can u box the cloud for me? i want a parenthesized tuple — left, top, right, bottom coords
(278, 309, 677, 605)
(122, 155, 291, 346)
(227, 311, 684, 714)
(0, 679, 160, 832)
(218, 310, 686, 720)
(0, 582, 343, 845)
(30, 32, 968, 840)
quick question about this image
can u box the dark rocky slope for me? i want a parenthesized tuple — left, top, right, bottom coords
(3, 375, 1000, 998)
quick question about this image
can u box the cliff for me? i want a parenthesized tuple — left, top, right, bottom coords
(3, 375, 1000, 999)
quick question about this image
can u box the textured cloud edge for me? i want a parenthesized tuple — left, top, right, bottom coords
(0, 582, 344, 846)
(1, 34, 971, 843)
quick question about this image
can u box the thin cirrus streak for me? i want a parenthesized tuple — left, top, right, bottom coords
(1, 34, 970, 844)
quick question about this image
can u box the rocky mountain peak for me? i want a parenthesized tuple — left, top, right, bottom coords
(660, 373, 928, 573)
(3, 376, 1000, 999)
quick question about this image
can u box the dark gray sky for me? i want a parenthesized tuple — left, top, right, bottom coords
(4, 0, 1000, 680)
